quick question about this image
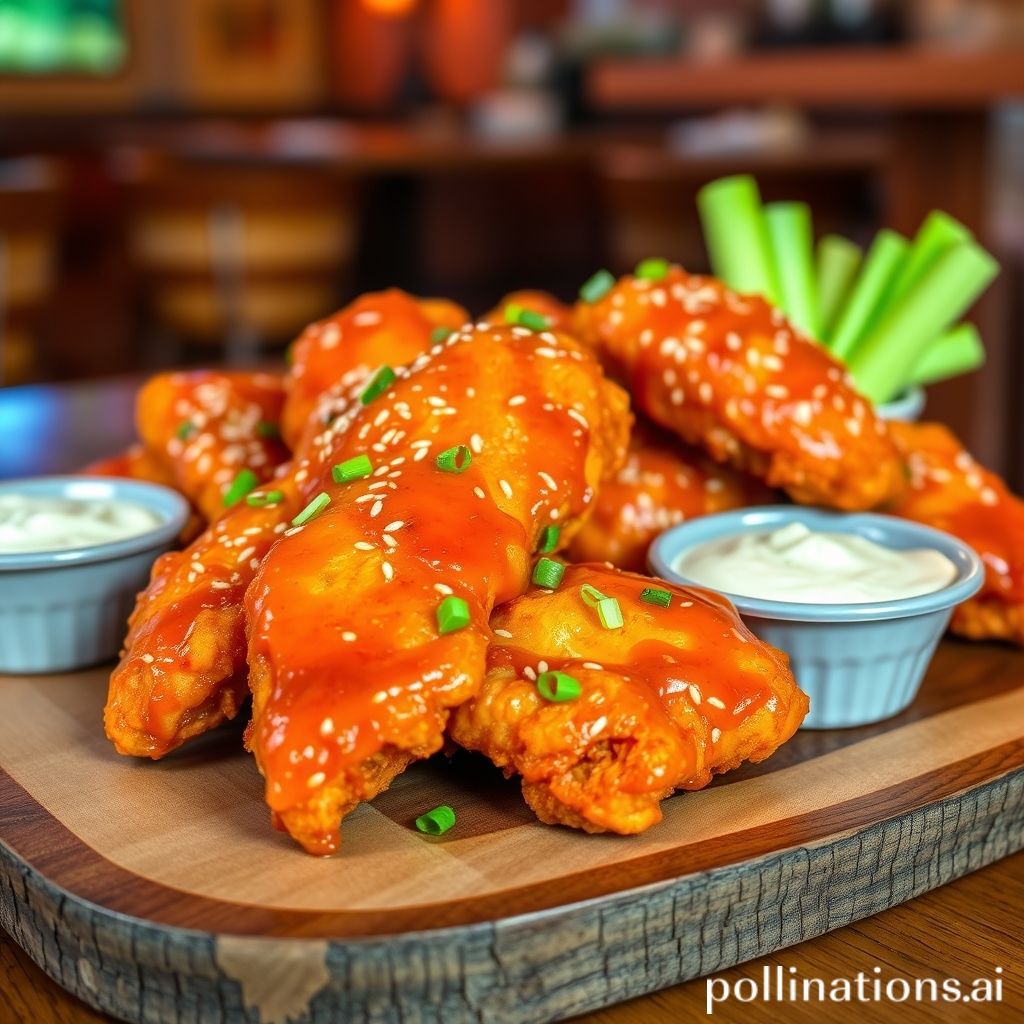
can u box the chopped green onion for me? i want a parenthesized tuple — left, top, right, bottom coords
(437, 595, 471, 635)
(175, 421, 195, 441)
(579, 584, 605, 608)
(246, 489, 284, 508)
(430, 326, 454, 344)
(596, 596, 624, 630)
(532, 557, 565, 589)
(436, 444, 472, 474)
(579, 268, 616, 304)
(359, 365, 396, 405)
(636, 257, 670, 281)
(537, 525, 560, 553)
(640, 587, 672, 608)
(415, 804, 456, 836)
(223, 469, 259, 507)
(256, 420, 280, 439)
(505, 303, 549, 331)
(537, 670, 581, 703)
(332, 454, 373, 484)
(291, 491, 330, 526)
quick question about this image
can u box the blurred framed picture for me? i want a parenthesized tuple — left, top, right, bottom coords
(177, 0, 325, 109)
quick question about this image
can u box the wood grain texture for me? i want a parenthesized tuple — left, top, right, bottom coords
(1, 641, 1023, 1023)
(7, 851, 1024, 1024)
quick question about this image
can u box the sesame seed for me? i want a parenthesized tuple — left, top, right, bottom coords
(434, 583, 453, 595)
(493, 628, 513, 638)
(688, 684, 701, 704)
(370, 500, 383, 517)
(381, 562, 394, 581)
(474, 486, 486, 499)
(499, 479, 513, 499)
(308, 772, 326, 788)
(384, 520, 405, 532)
(538, 471, 558, 490)
(711, 728, 722, 743)
(321, 718, 334, 736)
(508, 395, 527, 407)
(342, 631, 357, 642)
(707, 696, 726, 709)
(354, 541, 374, 551)
(470, 433, 484, 453)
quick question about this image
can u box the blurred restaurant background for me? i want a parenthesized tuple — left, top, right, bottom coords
(0, 0, 1023, 479)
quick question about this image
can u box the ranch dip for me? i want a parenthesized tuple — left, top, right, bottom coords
(674, 521, 957, 604)
(0, 493, 162, 554)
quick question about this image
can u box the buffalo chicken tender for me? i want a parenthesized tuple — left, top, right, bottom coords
(245, 322, 631, 854)
(569, 420, 776, 572)
(888, 421, 1024, 646)
(450, 564, 807, 834)
(572, 267, 904, 511)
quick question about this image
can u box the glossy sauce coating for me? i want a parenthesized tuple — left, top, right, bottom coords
(282, 289, 468, 448)
(137, 371, 289, 522)
(246, 323, 631, 854)
(485, 290, 574, 334)
(569, 419, 776, 572)
(106, 296, 467, 761)
(571, 267, 904, 511)
(449, 564, 807, 834)
(887, 421, 1024, 644)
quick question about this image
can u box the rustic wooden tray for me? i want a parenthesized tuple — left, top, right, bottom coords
(1, 642, 1023, 1024)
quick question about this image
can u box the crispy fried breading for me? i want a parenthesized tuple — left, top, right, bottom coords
(450, 564, 807, 833)
(572, 267, 904, 510)
(888, 421, 1024, 646)
(245, 323, 630, 854)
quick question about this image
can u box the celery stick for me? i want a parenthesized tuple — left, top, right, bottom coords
(888, 211, 972, 308)
(847, 243, 999, 403)
(905, 323, 986, 388)
(816, 235, 862, 342)
(697, 175, 781, 304)
(765, 201, 820, 338)
(828, 230, 909, 361)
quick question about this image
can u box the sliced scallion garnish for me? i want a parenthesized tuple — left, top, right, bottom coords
(332, 454, 373, 484)
(360, 365, 396, 405)
(246, 489, 284, 508)
(437, 595, 471, 635)
(435, 445, 472, 474)
(430, 326, 454, 344)
(223, 469, 258, 507)
(536, 670, 581, 703)
(505, 304, 549, 332)
(415, 804, 456, 835)
(291, 491, 330, 526)
(640, 587, 672, 608)
(579, 269, 615, 304)
(537, 525, 560, 553)
(531, 557, 565, 589)
(635, 257, 670, 281)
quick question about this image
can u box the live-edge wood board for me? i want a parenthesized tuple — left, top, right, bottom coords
(1, 641, 1023, 1024)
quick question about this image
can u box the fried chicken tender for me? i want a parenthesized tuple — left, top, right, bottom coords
(135, 370, 289, 522)
(569, 420, 776, 572)
(572, 267, 904, 510)
(887, 421, 1024, 646)
(485, 290, 574, 333)
(106, 294, 461, 760)
(450, 564, 806, 834)
(281, 289, 468, 448)
(245, 323, 631, 854)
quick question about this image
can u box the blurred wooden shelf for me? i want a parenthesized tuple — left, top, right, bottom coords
(588, 46, 1024, 111)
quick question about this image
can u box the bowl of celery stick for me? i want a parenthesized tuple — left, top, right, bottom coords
(697, 175, 998, 420)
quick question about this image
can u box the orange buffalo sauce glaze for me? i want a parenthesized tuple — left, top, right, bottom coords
(488, 566, 779, 793)
(282, 288, 468, 447)
(572, 267, 902, 510)
(889, 422, 1024, 604)
(246, 324, 622, 815)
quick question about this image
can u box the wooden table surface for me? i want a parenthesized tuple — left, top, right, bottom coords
(1, 376, 1022, 1023)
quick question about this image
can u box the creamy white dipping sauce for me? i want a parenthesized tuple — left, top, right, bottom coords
(0, 494, 162, 554)
(674, 521, 957, 604)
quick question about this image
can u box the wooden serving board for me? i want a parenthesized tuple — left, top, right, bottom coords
(1, 643, 1023, 1024)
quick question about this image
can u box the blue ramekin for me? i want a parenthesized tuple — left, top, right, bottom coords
(649, 507, 984, 729)
(875, 385, 925, 422)
(0, 476, 189, 674)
